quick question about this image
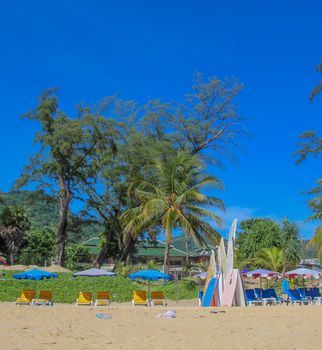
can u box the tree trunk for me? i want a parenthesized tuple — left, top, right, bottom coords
(55, 178, 71, 266)
(184, 231, 189, 264)
(163, 238, 171, 274)
(118, 235, 135, 262)
(9, 251, 14, 265)
(92, 239, 110, 268)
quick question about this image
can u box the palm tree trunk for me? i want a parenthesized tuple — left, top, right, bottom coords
(184, 231, 189, 264)
(163, 236, 171, 274)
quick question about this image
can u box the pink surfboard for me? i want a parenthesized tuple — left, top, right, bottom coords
(222, 269, 238, 306)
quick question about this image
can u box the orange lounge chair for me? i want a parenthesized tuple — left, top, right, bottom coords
(132, 290, 149, 306)
(32, 290, 54, 306)
(94, 291, 111, 306)
(16, 290, 36, 305)
(151, 291, 167, 307)
(76, 292, 93, 306)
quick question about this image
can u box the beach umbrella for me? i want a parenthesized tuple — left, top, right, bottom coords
(195, 272, 207, 280)
(128, 269, 173, 299)
(73, 268, 116, 298)
(13, 269, 58, 280)
(285, 268, 320, 279)
(245, 269, 280, 279)
(73, 268, 116, 277)
(13, 269, 58, 293)
(244, 269, 280, 288)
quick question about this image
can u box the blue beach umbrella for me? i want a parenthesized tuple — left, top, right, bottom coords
(128, 269, 173, 281)
(13, 269, 58, 294)
(13, 269, 58, 280)
(128, 269, 173, 298)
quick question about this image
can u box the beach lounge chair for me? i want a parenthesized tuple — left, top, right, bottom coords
(16, 290, 36, 305)
(132, 290, 149, 306)
(94, 291, 111, 306)
(31, 290, 53, 306)
(254, 288, 263, 299)
(304, 288, 322, 305)
(151, 291, 167, 307)
(76, 292, 93, 306)
(198, 291, 203, 307)
(245, 289, 262, 306)
(287, 289, 310, 305)
(261, 288, 283, 305)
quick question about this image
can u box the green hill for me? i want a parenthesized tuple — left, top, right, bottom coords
(0, 190, 102, 243)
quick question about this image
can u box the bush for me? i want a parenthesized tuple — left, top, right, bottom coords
(19, 227, 55, 265)
(0, 270, 199, 303)
(64, 244, 91, 270)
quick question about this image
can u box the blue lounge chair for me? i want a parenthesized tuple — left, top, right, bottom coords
(245, 289, 262, 306)
(254, 288, 263, 299)
(287, 289, 310, 305)
(198, 291, 204, 307)
(262, 288, 284, 305)
(305, 288, 322, 305)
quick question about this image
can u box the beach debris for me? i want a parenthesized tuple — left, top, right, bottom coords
(158, 310, 176, 318)
(96, 313, 112, 319)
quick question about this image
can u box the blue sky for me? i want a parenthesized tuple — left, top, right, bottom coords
(0, 1, 321, 238)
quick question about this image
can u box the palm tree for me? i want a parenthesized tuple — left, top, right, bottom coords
(309, 59, 322, 102)
(305, 179, 322, 258)
(308, 225, 322, 259)
(251, 247, 284, 272)
(121, 152, 225, 273)
(0, 206, 30, 264)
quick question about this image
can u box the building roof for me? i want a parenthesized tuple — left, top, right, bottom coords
(82, 237, 187, 257)
(171, 234, 217, 256)
(135, 240, 187, 257)
(82, 237, 101, 255)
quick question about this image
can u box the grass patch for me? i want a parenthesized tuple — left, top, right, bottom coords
(0, 270, 199, 303)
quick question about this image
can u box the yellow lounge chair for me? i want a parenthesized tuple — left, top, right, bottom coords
(76, 292, 93, 306)
(132, 290, 149, 306)
(151, 291, 167, 307)
(94, 291, 111, 306)
(32, 290, 53, 306)
(16, 290, 36, 305)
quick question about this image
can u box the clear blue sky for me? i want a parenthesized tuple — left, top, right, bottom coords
(0, 1, 321, 238)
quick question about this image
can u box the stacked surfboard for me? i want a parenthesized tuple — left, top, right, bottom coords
(201, 219, 246, 307)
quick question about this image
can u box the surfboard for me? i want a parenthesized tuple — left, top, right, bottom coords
(234, 270, 246, 307)
(202, 277, 217, 307)
(221, 269, 238, 307)
(226, 219, 237, 272)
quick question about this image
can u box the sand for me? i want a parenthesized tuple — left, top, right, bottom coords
(1, 300, 321, 350)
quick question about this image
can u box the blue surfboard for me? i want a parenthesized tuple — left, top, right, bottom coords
(202, 277, 217, 307)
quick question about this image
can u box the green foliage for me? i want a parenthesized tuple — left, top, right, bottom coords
(0, 206, 30, 264)
(308, 225, 322, 259)
(122, 151, 224, 271)
(64, 244, 92, 270)
(146, 260, 162, 270)
(0, 191, 102, 244)
(0, 205, 30, 232)
(19, 228, 55, 266)
(116, 262, 144, 277)
(309, 59, 322, 102)
(281, 219, 301, 270)
(237, 219, 282, 261)
(251, 247, 284, 272)
(0, 271, 198, 303)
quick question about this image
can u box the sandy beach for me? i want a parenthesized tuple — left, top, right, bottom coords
(1, 300, 321, 350)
